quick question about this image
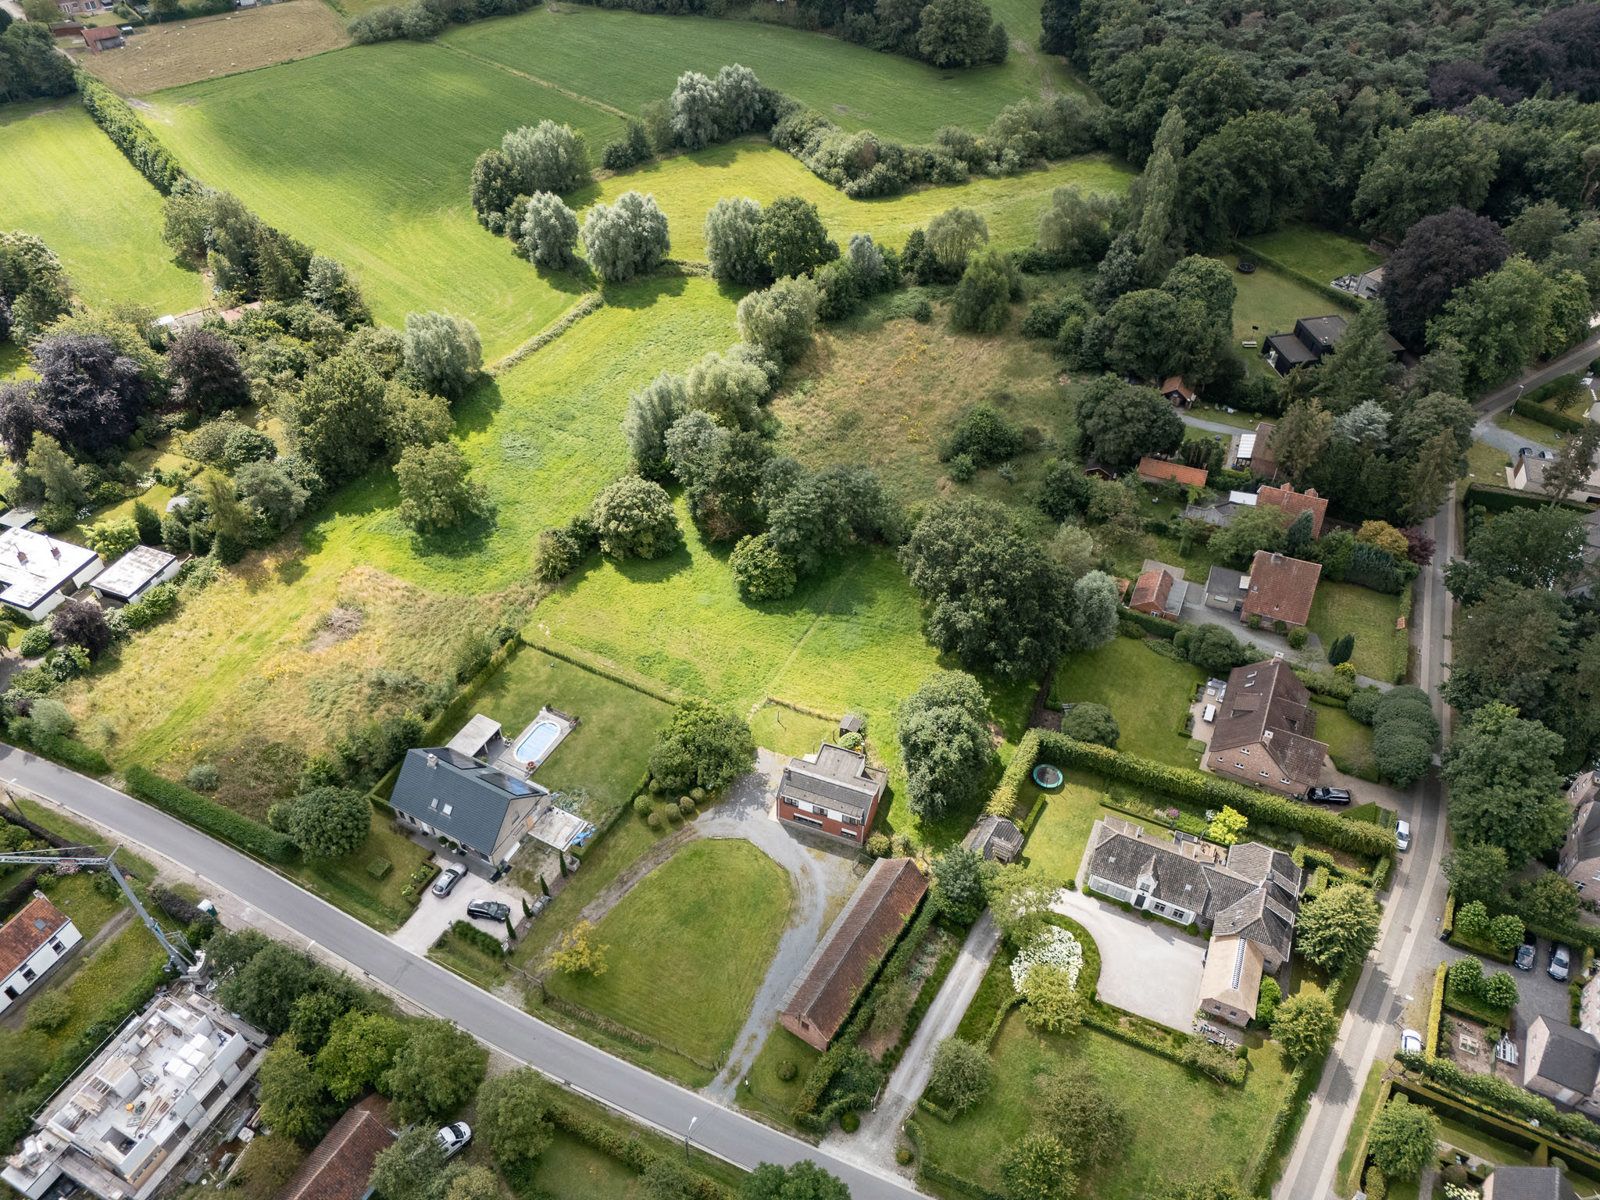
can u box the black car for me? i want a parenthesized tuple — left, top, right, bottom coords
(1304, 787, 1353, 805)
(1515, 942, 1536, 971)
(466, 899, 511, 923)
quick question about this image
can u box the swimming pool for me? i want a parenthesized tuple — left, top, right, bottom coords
(514, 719, 563, 766)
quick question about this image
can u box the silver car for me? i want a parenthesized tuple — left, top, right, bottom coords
(437, 1122, 472, 1160)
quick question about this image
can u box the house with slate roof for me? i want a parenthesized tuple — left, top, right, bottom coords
(775, 742, 886, 847)
(390, 747, 549, 869)
(1524, 1015, 1600, 1116)
(1207, 659, 1328, 797)
(1483, 1166, 1582, 1200)
(1083, 815, 1301, 1025)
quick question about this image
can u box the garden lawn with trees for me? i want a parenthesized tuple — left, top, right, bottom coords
(1012, 776, 1127, 883)
(541, 839, 793, 1086)
(1307, 582, 1410, 683)
(1050, 637, 1207, 766)
(0, 103, 204, 315)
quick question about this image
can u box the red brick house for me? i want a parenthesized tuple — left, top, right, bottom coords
(1257, 484, 1329, 538)
(1136, 457, 1208, 488)
(779, 857, 927, 1051)
(279, 1096, 396, 1200)
(776, 742, 886, 846)
(1241, 550, 1322, 628)
(1207, 659, 1327, 796)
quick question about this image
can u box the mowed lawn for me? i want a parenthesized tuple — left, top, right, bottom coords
(147, 42, 623, 357)
(1307, 582, 1409, 684)
(584, 142, 1134, 259)
(1215, 253, 1340, 346)
(918, 1014, 1293, 1199)
(445, 5, 1051, 144)
(1016, 778, 1121, 884)
(64, 277, 734, 773)
(545, 839, 792, 1076)
(1, 102, 203, 315)
(1313, 699, 1377, 780)
(1241, 224, 1380, 284)
(1051, 637, 1206, 766)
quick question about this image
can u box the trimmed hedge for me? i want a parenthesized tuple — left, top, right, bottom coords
(985, 728, 1042, 819)
(78, 74, 186, 194)
(1035, 733, 1396, 859)
(1514, 396, 1590, 434)
(547, 1104, 730, 1200)
(1397, 1052, 1600, 1150)
(1425, 961, 1446, 1060)
(1117, 607, 1182, 640)
(1243, 1061, 1315, 1195)
(19, 729, 112, 776)
(123, 765, 297, 863)
(1462, 482, 1592, 516)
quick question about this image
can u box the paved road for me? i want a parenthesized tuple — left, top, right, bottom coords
(1479, 327, 1600, 418)
(0, 746, 922, 1200)
(1272, 487, 1459, 1200)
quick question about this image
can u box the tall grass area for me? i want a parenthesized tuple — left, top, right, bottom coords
(444, 4, 1053, 143)
(146, 43, 623, 356)
(63, 278, 733, 772)
(585, 143, 1133, 259)
(1, 102, 203, 315)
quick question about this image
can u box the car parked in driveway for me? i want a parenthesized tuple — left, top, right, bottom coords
(466, 899, 511, 923)
(1515, 942, 1536, 971)
(432, 867, 463, 897)
(1400, 1028, 1423, 1055)
(1550, 944, 1572, 982)
(437, 1122, 471, 1160)
(1304, 787, 1352, 805)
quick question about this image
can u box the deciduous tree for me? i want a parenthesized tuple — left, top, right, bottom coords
(1445, 703, 1567, 866)
(1296, 883, 1381, 977)
(896, 670, 994, 819)
(582, 192, 671, 283)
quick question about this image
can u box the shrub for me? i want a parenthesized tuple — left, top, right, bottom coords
(17, 625, 52, 658)
(124, 766, 297, 862)
(839, 1110, 860, 1132)
(590, 476, 681, 560)
(927, 1037, 992, 1114)
(729, 532, 798, 601)
(940, 403, 1023, 466)
(185, 763, 220, 792)
(633, 795, 652, 818)
(777, 1059, 798, 1082)
(24, 990, 72, 1033)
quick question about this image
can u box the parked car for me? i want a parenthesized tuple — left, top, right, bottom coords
(1395, 820, 1411, 852)
(1550, 944, 1572, 982)
(466, 899, 511, 923)
(1400, 1028, 1423, 1055)
(1515, 942, 1536, 971)
(1305, 787, 1353, 805)
(432, 867, 463, 898)
(437, 1122, 472, 1160)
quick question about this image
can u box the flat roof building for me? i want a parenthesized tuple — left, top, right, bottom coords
(0, 527, 101, 619)
(90, 545, 180, 605)
(775, 742, 887, 847)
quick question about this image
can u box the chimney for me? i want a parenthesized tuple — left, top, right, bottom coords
(15, 549, 26, 564)
(425, 753, 438, 769)
(1271, 552, 1284, 565)
(49, 545, 60, 560)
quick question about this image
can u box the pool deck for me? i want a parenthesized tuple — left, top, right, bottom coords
(491, 707, 577, 776)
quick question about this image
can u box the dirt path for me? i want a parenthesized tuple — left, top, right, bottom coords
(570, 824, 696, 928)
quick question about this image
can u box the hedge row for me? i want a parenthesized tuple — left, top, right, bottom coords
(20, 729, 111, 776)
(1243, 1061, 1315, 1195)
(1034, 733, 1396, 859)
(0, 958, 171, 1147)
(1398, 1052, 1600, 1149)
(123, 765, 297, 863)
(1425, 962, 1446, 1060)
(0, 869, 43, 922)
(548, 1103, 731, 1200)
(78, 74, 186, 194)
(1462, 482, 1592, 516)
(1117, 606, 1182, 640)
(984, 728, 1042, 820)
(1514, 396, 1591, 434)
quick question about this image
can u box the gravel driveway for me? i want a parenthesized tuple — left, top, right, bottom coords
(1052, 888, 1208, 1030)
(390, 861, 534, 955)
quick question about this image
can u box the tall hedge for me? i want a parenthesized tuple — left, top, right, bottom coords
(78, 75, 187, 194)
(124, 765, 297, 862)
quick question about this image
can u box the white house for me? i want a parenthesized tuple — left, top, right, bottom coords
(0, 894, 82, 1016)
(0, 527, 102, 620)
(89, 545, 181, 606)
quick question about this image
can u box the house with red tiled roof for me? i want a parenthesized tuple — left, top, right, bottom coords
(80, 25, 123, 51)
(1136, 457, 1208, 489)
(1241, 550, 1322, 629)
(1128, 559, 1189, 620)
(779, 857, 926, 1051)
(1257, 484, 1329, 538)
(0, 894, 81, 1016)
(1161, 376, 1197, 408)
(280, 1096, 397, 1200)
(1207, 659, 1327, 797)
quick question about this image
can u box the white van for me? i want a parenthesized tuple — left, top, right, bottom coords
(1201, 704, 1217, 723)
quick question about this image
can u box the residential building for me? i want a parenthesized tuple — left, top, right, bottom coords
(1128, 560, 1189, 620)
(778, 857, 926, 1050)
(1351, 266, 1385, 301)
(1082, 817, 1301, 1026)
(1161, 376, 1197, 408)
(1559, 772, 1600, 892)
(0, 894, 82, 1016)
(1240, 550, 1322, 628)
(1256, 484, 1329, 538)
(775, 742, 886, 847)
(279, 1096, 396, 1200)
(1136, 457, 1208, 489)
(1483, 1166, 1581, 1200)
(1204, 564, 1249, 614)
(1260, 314, 1402, 376)
(1206, 659, 1328, 797)
(3, 990, 266, 1200)
(1182, 490, 1259, 529)
(962, 814, 1023, 863)
(1507, 451, 1600, 505)
(89, 545, 181, 606)
(0, 527, 102, 620)
(81, 25, 125, 50)
(1522, 1015, 1600, 1117)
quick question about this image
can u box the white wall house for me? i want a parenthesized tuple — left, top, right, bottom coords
(0, 527, 102, 620)
(0, 894, 82, 1016)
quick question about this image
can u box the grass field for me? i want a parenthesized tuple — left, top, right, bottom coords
(1014, 778, 1120, 884)
(748, 702, 839, 758)
(1313, 700, 1377, 781)
(522, 1131, 645, 1198)
(1494, 407, 1564, 448)
(69, 2, 349, 93)
(1307, 582, 1409, 684)
(1051, 637, 1206, 767)
(1217, 253, 1341, 347)
(769, 299, 1068, 519)
(148, 42, 622, 357)
(585, 142, 1133, 260)
(1, 101, 203, 316)
(917, 1012, 1293, 1198)
(1241, 225, 1381, 285)
(444, 4, 1054, 144)
(1462, 439, 1510, 485)
(63, 277, 733, 773)
(544, 839, 792, 1081)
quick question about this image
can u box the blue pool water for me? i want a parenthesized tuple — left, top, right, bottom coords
(514, 720, 562, 765)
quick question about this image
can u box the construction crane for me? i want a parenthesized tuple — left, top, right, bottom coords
(0, 845, 197, 971)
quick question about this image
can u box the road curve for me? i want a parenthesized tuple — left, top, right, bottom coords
(0, 744, 922, 1200)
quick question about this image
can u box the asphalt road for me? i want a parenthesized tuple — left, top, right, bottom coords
(0, 746, 921, 1200)
(1479, 326, 1600, 419)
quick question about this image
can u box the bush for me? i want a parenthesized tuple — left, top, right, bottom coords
(777, 1059, 798, 1081)
(24, 990, 72, 1034)
(839, 1110, 860, 1132)
(185, 763, 220, 791)
(124, 766, 297, 862)
(632, 795, 652, 818)
(18, 625, 52, 658)
(940, 403, 1023, 466)
(590, 476, 682, 560)
(729, 532, 798, 601)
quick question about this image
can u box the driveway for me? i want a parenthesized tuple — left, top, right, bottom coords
(390, 859, 534, 955)
(1052, 888, 1208, 1030)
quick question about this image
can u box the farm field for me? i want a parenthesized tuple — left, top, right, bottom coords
(585, 143, 1134, 261)
(1, 102, 203, 316)
(769, 299, 1069, 518)
(444, 4, 1052, 144)
(1307, 581, 1409, 684)
(544, 838, 792, 1084)
(69, 2, 349, 93)
(147, 42, 623, 357)
(62, 276, 733, 775)
(1050, 636, 1206, 767)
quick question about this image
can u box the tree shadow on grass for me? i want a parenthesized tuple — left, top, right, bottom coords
(601, 270, 691, 310)
(451, 376, 505, 439)
(408, 507, 500, 560)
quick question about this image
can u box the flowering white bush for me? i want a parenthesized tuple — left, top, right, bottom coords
(1010, 925, 1083, 992)
(1442, 1187, 1479, 1200)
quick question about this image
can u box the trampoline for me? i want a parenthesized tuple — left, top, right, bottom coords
(1032, 763, 1064, 790)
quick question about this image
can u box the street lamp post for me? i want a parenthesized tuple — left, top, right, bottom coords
(684, 1115, 699, 1160)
